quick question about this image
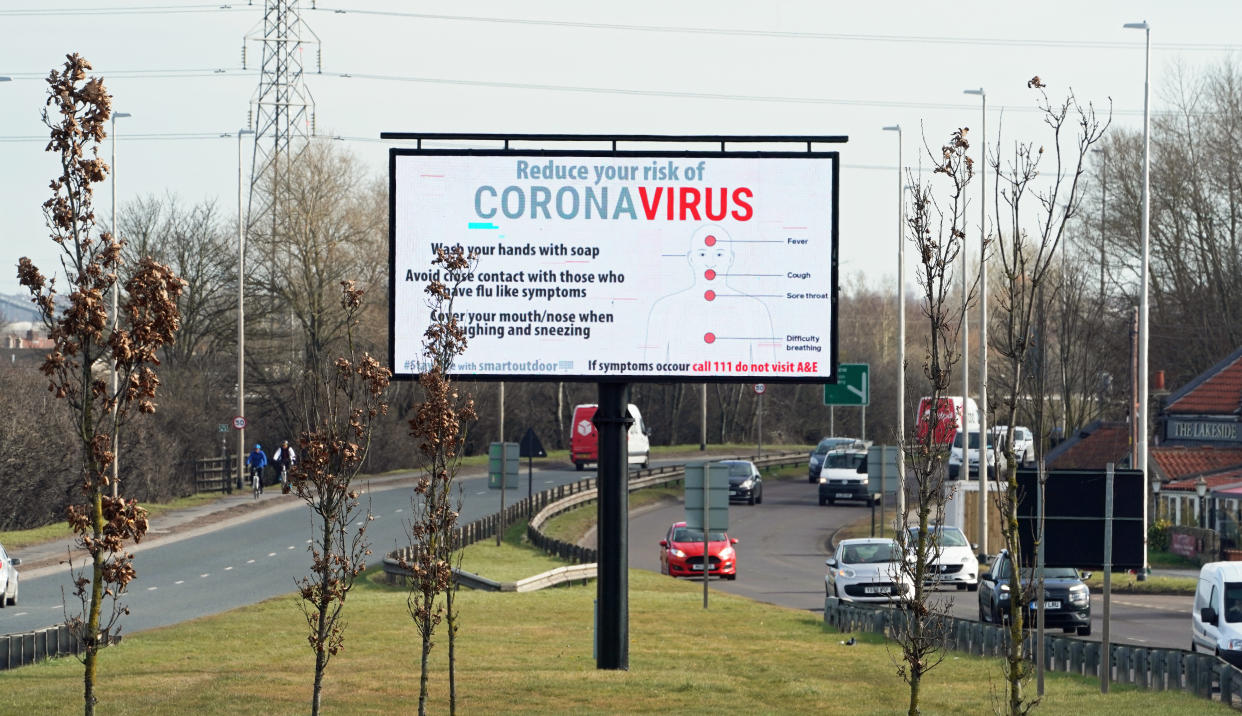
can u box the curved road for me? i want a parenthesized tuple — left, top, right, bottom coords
(1, 462, 1194, 654)
(629, 478, 1194, 651)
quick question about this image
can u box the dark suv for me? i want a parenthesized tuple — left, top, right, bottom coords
(977, 550, 1091, 636)
(808, 437, 865, 482)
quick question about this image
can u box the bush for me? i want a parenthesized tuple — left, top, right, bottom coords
(1149, 518, 1172, 552)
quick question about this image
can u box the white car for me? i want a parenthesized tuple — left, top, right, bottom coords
(992, 425, 1035, 467)
(825, 537, 913, 603)
(0, 542, 21, 607)
(817, 445, 872, 506)
(948, 430, 1004, 479)
(905, 525, 979, 591)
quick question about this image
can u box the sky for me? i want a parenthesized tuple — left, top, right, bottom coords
(1, 1, 1238, 301)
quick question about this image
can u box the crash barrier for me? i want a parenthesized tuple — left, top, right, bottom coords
(0, 624, 120, 671)
(824, 597, 1242, 708)
(381, 451, 808, 585)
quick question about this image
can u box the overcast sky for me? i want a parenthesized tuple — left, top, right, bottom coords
(1, 1, 1238, 301)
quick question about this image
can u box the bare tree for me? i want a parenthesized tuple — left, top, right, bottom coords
(17, 54, 183, 715)
(406, 247, 478, 716)
(890, 128, 973, 716)
(989, 77, 1109, 716)
(290, 280, 390, 716)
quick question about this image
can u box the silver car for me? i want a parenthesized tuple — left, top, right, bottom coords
(0, 542, 20, 607)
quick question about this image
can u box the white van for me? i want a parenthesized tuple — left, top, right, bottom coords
(1191, 561, 1242, 666)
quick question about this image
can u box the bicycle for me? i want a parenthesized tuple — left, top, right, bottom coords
(251, 466, 262, 500)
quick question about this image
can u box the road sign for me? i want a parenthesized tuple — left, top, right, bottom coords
(754, 383, 766, 395)
(823, 363, 869, 406)
(519, 427, 546, 458)
(683, 462, 730, 531)
(218, 423, 228, 433)
(488, 441, 519, 489)
(232, 415, 247, 430)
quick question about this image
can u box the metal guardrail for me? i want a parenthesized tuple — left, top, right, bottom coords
(824, 597, 1242, 709)
(0, 624, 121, 671)
(382, 451, 808, 584)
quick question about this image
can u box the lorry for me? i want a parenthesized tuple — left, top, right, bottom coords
(569, 403, 651, 471)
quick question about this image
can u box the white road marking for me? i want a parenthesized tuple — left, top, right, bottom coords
(200, 573, 209, 578)
(147, 586, 158, 591)
(268, 552, 277, 557)
(175, 580, 184, 585)
(246, 560, 255, 564)
(224, 566, 233, 571)
(288, 545, 295, 550)
(49, 605, 61, 611)
(12, 612, 27, 617)
(306, 540, 312, 544)
(474, 491, 486, 496)
(394, 509, 403, 513)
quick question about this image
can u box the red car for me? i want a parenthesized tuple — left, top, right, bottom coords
(658, 521, 738, 580)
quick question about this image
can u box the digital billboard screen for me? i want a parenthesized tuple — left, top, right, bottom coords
(390, 150, 838, 382)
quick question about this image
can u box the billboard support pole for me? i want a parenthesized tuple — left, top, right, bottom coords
(595, 381, 631, 670)
(1101, 462, 1114, 693)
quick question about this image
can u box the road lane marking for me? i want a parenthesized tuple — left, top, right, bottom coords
(224, 566, 233, 571)
(147, 586, 157, 591)
(246, 559, 255, 564)
(288, 545, 295, 550)
(394, 509, 403, 513)
(268, 552, 277, 557)
(200, 573, 209, 578)
(175, 580, 184, 585)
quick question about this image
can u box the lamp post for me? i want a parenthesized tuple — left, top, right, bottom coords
(1151, 478, 1161, 522)
(109, 111, 131, 499)
(1124, 19, 1152, 573)
(1196, 476, 1208, 530)
(882, 124, 906, 521)
(964, 87, 987, 555)
(237, 128, 254, 485)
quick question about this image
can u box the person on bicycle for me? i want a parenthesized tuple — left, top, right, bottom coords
(271, 439, 296, 492)
(247, 444, 268, 495)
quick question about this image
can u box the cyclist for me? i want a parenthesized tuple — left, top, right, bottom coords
(271, 439, 296, 493)
(247, 444, 268, 496)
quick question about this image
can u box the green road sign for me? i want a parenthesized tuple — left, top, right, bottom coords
(823, 363, 869, 406)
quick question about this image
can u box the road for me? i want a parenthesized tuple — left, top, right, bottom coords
(1, 460, 1195, 655)
(0, 459, 653, 635)
(629, 478, 1195, 651)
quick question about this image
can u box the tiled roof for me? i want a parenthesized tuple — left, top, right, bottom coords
(1045, 421, 1132, 470)
(1151, 445, 1242, 481)
(1166, 345, 1242, 415)
(1165, 467, 1242, 492)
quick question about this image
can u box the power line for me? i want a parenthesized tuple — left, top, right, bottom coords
(309, 7, 1242, 53)
(0, 4, 245, 16)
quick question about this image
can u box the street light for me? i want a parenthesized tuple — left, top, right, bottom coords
(1124, 18, 1152, 570)
(237, 128, 255, 486)
(965, 87, 987, 555)
(1151, 478, 1161, 522)
(882, 124, 906, 521)
(1195, 475, 1208, 530)
(109, 111, 131, 499)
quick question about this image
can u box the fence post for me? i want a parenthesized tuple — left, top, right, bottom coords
(1084, 642, 1100, 678)
(1221, 662, 1235, 706)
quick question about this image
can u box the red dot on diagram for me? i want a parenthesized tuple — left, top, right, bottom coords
(704, 332, 716, 344)
(704, 235, 717, 246)
(704, 290, 716, 301)
(705, 269, 716, 280)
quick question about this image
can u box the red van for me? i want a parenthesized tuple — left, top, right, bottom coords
(570, 403, 651, 471)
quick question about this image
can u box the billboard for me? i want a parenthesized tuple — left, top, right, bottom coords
(1015, 468, 1146, 570)
(390, 150, 838, 382)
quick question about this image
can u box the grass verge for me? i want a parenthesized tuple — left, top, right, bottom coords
(0, 492, 227, 549)
(1082, 571, 1197, 595)
(1, 532, 1225, 714)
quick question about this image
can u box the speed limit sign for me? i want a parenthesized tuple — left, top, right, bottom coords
(232, 415, 247, 430)
(754, 384, 766, 395)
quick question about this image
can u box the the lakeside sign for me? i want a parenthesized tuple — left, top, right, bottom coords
(1165, 418, 1242, 444)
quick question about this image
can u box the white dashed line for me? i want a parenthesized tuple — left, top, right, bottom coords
(224, 566, 233, 571)
(246, 559, 255, 564)
(394, 509, 404, 513)
(49, 605, 61, 611)
(200, 573, 210, 578)
(175, 580, 184, 585)
(268, 553, 277, 557)
(306, 539, 312, 544)
(474, 491, 486, 496)
(288, 545, 295, 550)
(147, 586, 158, 591)
(12, 612, 27, 617)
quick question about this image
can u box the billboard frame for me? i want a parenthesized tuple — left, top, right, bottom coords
(385, 133, 845, 384)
